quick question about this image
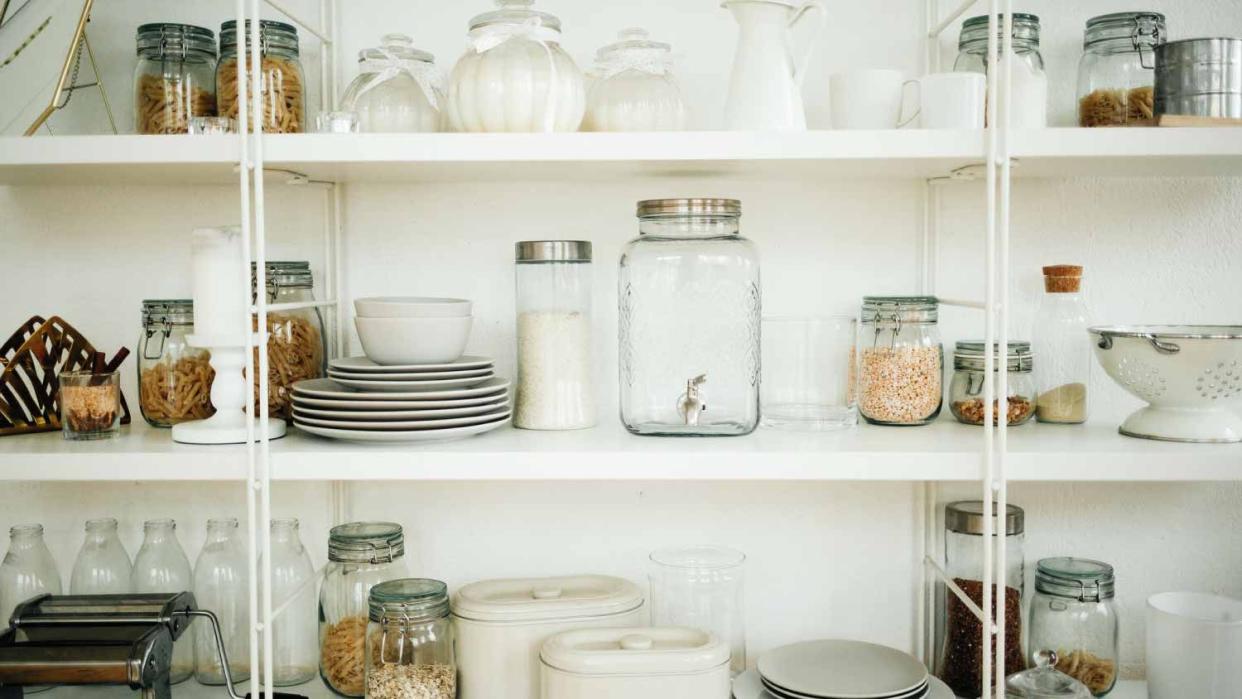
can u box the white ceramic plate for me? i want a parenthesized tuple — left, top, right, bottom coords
(332, 373, 494, 393)
(294, 414, 510, 442)
(292, 392, 507, 410)
(734, 672, 949, 699)
(328, 367, 493, 381)
(290, 399, 509, 421)
(761, 677, 926, 699)
(329, 355, 493, 373)
(757, 640, 928, 699)
(293, 377, 510, 401)
(293, 408, 510, 431)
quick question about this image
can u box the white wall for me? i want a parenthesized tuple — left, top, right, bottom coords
(2, 0, 1240, 684)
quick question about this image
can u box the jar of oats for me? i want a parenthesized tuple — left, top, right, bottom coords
(857, 296, 943, 426)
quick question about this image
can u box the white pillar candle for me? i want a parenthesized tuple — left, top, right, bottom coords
(190, 226, 247, 344)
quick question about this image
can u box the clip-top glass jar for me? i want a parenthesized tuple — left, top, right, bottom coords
(619, 198, 760, 436)
(365, 579, 455, 699)
(134, 23, 217, 134)
(218, 19, 305, 133)
(319, 522, 409, 698)
(857, 296, 943, 426)
(139, 300, 216, 427)
(1078, 13, 1165, 127)
(950, 341, 1036, 426)
(341, 34, 443, 133)
(251, 261, 326, 420)
(955, 14, 1047, 128)
(585, 28, 688, 132)
(1028, 558, 1119, 697)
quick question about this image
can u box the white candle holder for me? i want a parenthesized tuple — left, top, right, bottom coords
(171, 340, 286, 445)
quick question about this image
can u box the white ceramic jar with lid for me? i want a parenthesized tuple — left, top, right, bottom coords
(340, 33, 442, 133)
(452, 574, 644, 699)
(585, 29, 688, 132)
(541, 626, 730, 699)
(447, 0, 585, 132)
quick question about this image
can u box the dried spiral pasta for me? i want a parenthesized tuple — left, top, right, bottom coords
(1079, 86, 1155, 127)
(321, 615, 369, 696)
(136, 73, 216, 134)
(217, 56, 305, 133)
(252, 313, 322, 420)
(139, 354, 216, 425)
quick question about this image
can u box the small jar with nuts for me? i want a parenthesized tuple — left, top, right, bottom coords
(365, 579, 455, 699)
(857, 296, 944, 426)
(949, 341, 1036, 426)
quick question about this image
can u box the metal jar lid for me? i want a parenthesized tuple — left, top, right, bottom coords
(960, 13, 1041, 51)
(251, 261, 313, 290)
(1083, 12, 1165, 52)
(220, 19, 300, 55)
(861, 295, 939, 324)
(636, 198, 741, 218)
(1035, 557, 1115, 602)
(368, 578, 450, 623)
(954, 341, 1034, 372)
(946, 501, 1025, 536)
(136, 23, 217, 60)
(328, 522, 405, 564)
(141, 299, 194, 327)
(515, 240, 592, 263)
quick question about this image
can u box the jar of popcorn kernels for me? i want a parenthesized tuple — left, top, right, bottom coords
(857, 296, 943, 426)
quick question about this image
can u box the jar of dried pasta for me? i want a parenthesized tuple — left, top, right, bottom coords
(1077, 12, 1166, 127)
(138, 299, 216, 427)
(251, 261, 325, 420)
(133, 23, 218, 134)
(217, 19, 305, 133)
(1028, 558, 1119, 697)
(857, 296, 943, 426)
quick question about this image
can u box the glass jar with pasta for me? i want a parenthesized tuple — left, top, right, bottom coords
(138, 299, 216, 427)
(133, 23, 218, 134)
(217, 19, 305, 133)
(1077, 12, 1166, 127)
(251, 261, 325, 421)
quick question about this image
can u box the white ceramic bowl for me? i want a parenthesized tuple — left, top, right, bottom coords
(354, 296, 472, 318)
(1089, 325, 1242, 443)
(1147, 592, 1242, 699)
(356, 315, 472, 365)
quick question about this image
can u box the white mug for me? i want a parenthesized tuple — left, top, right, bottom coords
(1147, 592, 1242, 699)
(914, 72, 986, 129)
(829, 69, 913, 130)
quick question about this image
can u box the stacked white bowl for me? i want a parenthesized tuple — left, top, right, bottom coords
(354, 297, 473, 365)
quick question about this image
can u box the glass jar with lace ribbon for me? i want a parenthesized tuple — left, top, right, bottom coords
(585, 28, 688, 132)
(447, 0, 585, 132)
(341, 34, 443, 133)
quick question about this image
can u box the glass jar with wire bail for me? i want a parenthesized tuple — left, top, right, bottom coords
(251, 261, 326, 421)
(134, 23, 218, 134)
(954, 13, 1047, 128)
(217, 19, 305, 133)
(1077, 12, 1166, 127)
(856, 296, 943, 426)
(364, 579, 456, 699)
(1028, 558, 1119, 697)
(949, 341, 1036, 426)
(138, 299, 215, 427)
(319, 522, 410, 698)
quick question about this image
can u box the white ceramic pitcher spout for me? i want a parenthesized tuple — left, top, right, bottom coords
(723, 0, 827, 131)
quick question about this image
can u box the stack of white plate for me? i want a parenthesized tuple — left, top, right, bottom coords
(291, 356, 510, 442)
(733, 640, 952, 699)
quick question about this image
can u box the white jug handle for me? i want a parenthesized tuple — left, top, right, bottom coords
(898, 79, 921, 128)
(789, 0, 828, 88)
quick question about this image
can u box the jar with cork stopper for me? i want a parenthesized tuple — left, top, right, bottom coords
(1034, 265, 1089, 423)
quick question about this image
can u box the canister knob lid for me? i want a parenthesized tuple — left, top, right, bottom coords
(620, 634, 654, 651)
(532, 586, 563, 599)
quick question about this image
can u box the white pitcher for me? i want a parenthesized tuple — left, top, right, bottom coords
(723, 0, 827, 130)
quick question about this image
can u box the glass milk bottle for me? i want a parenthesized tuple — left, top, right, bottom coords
(193, 518, 250, 686)
(269, 518, 317, 686)
(1034, 265, 1089, 423)
(70, 518, 132, 594)
(0, 524, 62, 624)
(132, 519, 194, 683)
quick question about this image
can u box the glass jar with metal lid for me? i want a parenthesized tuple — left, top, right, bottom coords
(364, 579, 455, 699)
(341, 33, 443, 133)
(950, 341, 1036, 426)
(1078, 12, 1166, 127)
(585, 28, 688, 132)
(937, 501, 1026, 698)
(954, 14, 1047, 128)
(319, 522, 410, 697)
(217, 19, 305, 133)
(134, 24, 218, 134)
(138, 299, 215, 427)
(1028, 558, 1119, 697)
(619, 198, 760, 436)
(251, 261, 325, 421)
(857, 296, 942, 426)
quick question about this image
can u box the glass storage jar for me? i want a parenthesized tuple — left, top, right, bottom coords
(134, 23, 217, 134)
(1034, 266, 1089, 424)
(955, 13, 1047, 128)
(857, 296, 943, 426)
(364, 579, 455, 699)
(650, 546, 747, 676)
(937, 501, 1026, 698)
(514, 241, 595, 430)
(218, 20, 305, 133)
(319, 522, 409, 697)
(950, 341, 1036, 426)
(341, 34, 442, 133)
(251, 261, 325, 421)
(447, 0, 585, 132)
(139, 299, 215, 427)
(585, 28, 688, 132)
(619, 198, 760, 436)
(1028, 558, 1119, 697)
(1078, 12, 1165, 127)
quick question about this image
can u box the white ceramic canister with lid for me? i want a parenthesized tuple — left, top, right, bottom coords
(452, 575, 645, 699)
(541, 626, 731, 699)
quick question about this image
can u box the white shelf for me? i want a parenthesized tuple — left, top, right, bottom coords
(1, 418, 1235, 483)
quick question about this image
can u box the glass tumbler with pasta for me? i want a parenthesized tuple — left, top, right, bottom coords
(138, 299, 215, 427)
(217, 19, 305, 133)
(1077, 12, 1166, 127)
(251, 261, 325, 421)
(319, 522, 409, 698)
(134, 23, 218, 134)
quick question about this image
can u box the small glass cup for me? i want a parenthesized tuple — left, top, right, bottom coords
(58, 370, 121, 440)
(761, 316, 858, 430)
(649, 546, 746, 676)
(188, 116, 236, 134)
(316, 111, 360, 134)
